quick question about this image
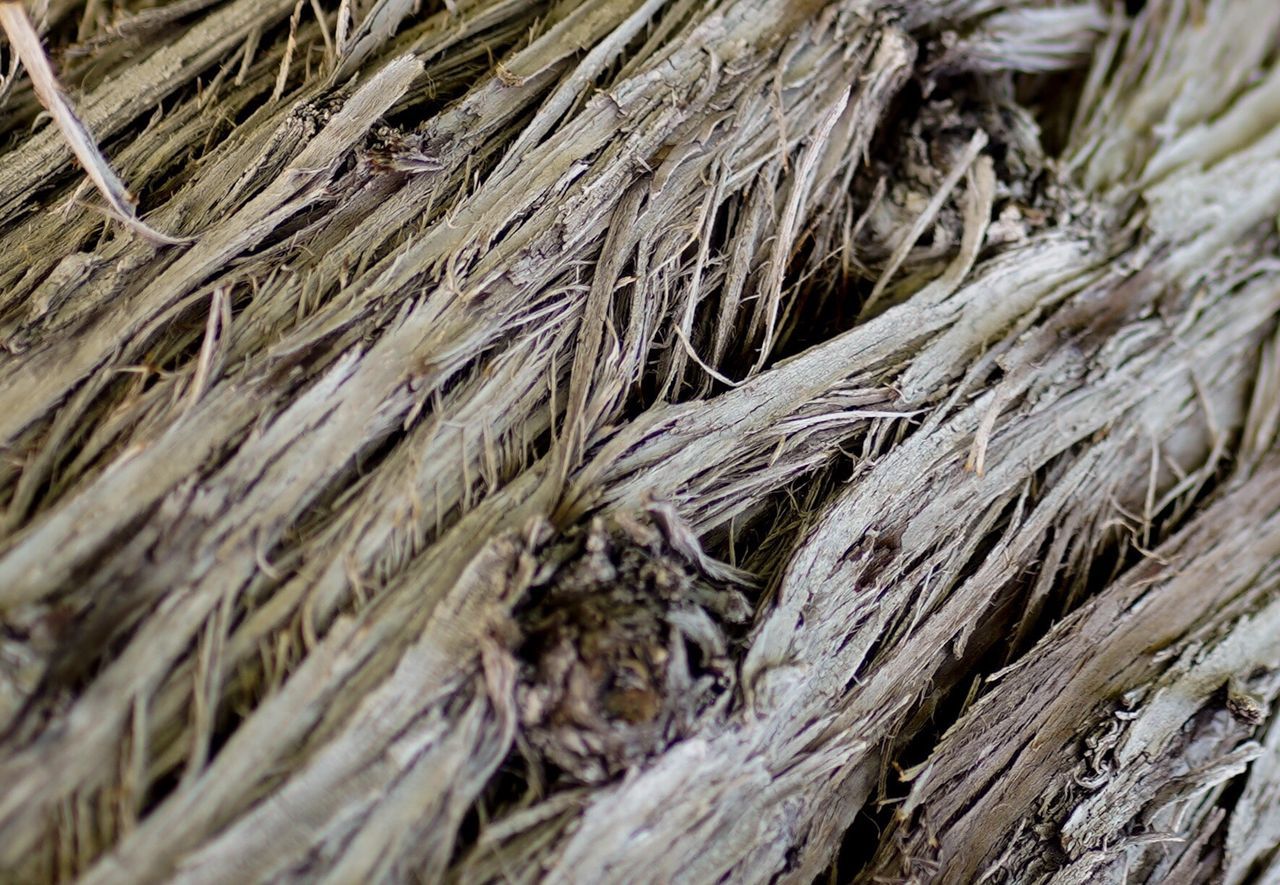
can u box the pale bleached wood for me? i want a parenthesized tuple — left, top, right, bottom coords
(0, 1, 1278, 883)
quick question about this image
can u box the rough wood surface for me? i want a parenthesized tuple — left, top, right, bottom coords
(0, 0, 1277, 882)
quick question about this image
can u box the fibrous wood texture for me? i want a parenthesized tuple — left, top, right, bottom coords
(0, 0, 1278, 882)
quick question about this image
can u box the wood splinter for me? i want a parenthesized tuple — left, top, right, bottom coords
(0, 0, 188, 245)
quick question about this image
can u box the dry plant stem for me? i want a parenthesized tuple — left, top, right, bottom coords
(869, 456, 1280, 882)
(0, 0, 184, 245)
(0, 0, 1278, 883)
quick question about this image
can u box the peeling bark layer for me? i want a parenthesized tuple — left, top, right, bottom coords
(0, 0, 1278, 882)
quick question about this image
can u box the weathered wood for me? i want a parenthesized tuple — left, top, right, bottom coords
(0, 0, 1277, 882)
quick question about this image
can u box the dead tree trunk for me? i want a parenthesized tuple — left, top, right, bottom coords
(0, 0, 1278, 882)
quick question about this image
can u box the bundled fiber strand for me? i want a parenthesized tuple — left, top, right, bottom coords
(0, 0, 1278, 881)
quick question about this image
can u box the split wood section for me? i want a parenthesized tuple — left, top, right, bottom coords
(0, 1, 1278, 882)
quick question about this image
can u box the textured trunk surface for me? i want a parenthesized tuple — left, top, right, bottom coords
(0, 0, 1278, 882)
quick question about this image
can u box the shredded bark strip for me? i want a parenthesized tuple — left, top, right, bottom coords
(0, 0, 1278, 882)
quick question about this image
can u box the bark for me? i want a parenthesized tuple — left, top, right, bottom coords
(0, 0, 1277, 882)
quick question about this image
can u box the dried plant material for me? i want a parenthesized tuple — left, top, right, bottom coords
(928, 4, 1108, 75)
(0, 0, 1275, 883)
(516, 510, 749, 784)
(860, 128, 988, 317)
(0, 1, 186, 245)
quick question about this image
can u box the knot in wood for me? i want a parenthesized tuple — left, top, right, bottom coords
(514, 511, 749, 784)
